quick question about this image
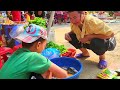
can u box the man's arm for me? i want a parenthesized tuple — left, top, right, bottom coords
(80, 33, 114, 43)
(88, 33, 114, 40)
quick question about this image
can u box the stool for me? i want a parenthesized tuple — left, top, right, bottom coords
(0, 47, 13, 55)
(0, 56, 3, 69)
(0, 47, 13, 64)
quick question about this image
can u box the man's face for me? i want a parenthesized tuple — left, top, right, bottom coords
(38, 11, 42, 15)
(68, 11, 81, 26)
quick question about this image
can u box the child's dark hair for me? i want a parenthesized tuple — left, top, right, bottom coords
(22, 37, 46, 48)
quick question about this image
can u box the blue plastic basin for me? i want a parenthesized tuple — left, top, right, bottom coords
(50, 57, 83, 79)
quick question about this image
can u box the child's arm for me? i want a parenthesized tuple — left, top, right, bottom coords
(42, 70, 53, 79)
(42, 62, 68, 79)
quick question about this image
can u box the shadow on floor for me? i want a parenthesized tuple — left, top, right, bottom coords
(76, 58, 102, 79)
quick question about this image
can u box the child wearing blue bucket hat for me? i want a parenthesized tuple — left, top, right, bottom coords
(0, 24, 68, 79)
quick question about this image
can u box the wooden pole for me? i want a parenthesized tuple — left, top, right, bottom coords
(47, 11, 55, 36)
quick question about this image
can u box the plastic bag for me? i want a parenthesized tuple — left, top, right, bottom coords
(41, 48, 60, 60)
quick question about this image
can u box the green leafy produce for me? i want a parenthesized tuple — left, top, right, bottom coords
(28, 17, 47, 29)
(46, 41, 68, 54)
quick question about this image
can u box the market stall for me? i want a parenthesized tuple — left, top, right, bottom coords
(0, 18, 28, 47)
(0, 17, 28, 67)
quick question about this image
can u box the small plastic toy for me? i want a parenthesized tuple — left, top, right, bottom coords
(97, 68, 118, 79)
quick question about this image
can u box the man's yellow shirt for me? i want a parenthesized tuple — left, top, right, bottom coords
(70, 15, 113, 44)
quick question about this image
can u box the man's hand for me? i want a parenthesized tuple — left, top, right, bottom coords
(65, 33, 72, 41)
(80, 35, 93, 43)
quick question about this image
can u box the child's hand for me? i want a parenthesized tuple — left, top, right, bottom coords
(42, 70, 53, 79)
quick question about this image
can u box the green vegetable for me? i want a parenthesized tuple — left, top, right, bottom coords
(28, 17, 47, 29)
(46, 41, 68, 54)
